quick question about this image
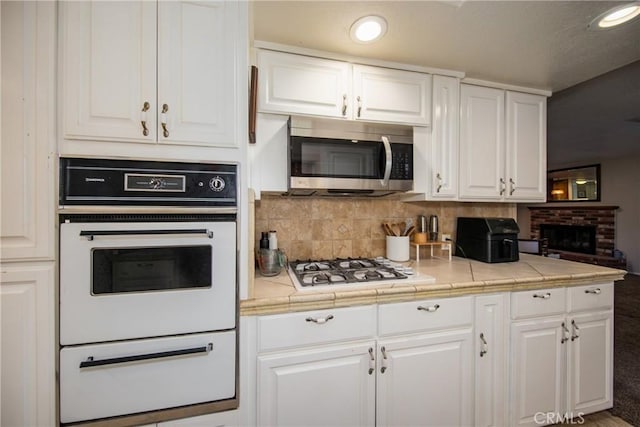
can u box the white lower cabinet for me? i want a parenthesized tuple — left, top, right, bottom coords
(257, 341, 376, 426)
(0, 263, 56, 427)
(253, 297, 474, 427)
(376, 329, 473, 427)
(510, 315, 566, 426)
(376, 295, 474, 427)
(255, 306, 377, 426)
(246, 283, 613, 427)
(475, 294, 508, 427)
(509, 284, 614, 426)
(567, 310, 613, 415)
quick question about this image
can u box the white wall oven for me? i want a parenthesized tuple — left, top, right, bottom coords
(58, 157, 238, 426)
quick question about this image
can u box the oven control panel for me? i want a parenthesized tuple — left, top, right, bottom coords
(60, 158, 237, 207)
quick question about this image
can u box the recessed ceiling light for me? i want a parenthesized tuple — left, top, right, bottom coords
(590, 2, 640, 29)
(350, 15, 387, 43)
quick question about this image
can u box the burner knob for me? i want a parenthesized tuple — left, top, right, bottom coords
(209, 176, 226, 192)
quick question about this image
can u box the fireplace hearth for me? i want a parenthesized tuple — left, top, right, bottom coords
(528, 205, 626, 269)
(540, 224, 596, 255)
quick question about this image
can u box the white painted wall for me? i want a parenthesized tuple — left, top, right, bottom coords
(517, 154, 640, 274)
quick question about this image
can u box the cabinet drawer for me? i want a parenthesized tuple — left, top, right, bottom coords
(378, 296, 473, 337)
(568, 283, 614, 313)
(511, 287, 566, 319)
(257, 305, 376, 352)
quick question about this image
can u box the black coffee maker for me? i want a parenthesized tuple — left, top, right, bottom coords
(455, 217, 520, 263)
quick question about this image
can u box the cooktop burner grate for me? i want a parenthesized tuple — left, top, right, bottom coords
(289, 257, 409, 288)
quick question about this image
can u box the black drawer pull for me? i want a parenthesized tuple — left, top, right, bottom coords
(80, 229, 213, 240)
(79, 343, 212, 368)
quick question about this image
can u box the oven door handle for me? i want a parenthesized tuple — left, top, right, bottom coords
(79, 229, 213, 240)
(79, 343, 213, 369)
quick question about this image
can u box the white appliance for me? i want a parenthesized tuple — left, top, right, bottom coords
(59, 221, 236, 345)
(58, 157, 239, 425)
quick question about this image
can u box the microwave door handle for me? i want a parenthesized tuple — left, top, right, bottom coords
(380, 136, 392, 187)
(80, 229, 214, 240)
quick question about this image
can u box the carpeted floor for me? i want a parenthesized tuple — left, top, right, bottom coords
(609, 273, 640, 426)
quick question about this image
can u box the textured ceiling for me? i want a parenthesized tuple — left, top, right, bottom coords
(253, 1, 640, 165)
(253, 0, 640, 92)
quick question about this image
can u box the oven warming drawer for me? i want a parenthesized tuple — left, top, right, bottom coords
(60, 331, 236, 424)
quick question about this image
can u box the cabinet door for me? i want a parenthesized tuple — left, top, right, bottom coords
(475, 294, 507, 427)
(0, 263, 55, 427)
(158, 1, 240, 147)
(429, 75, 459, 198)
(249, 113, 289, 197)
(377, 329, 473, 427)
(459, 85, 505, 200)
(257, 50, 351, 119)
(257, 341, 376, 426)
(505, 91, 546, 201)
(510, 317, 566, 427)
(1, 1, 55, 261)
(353, 65, 431, 125)
(61, 1, 156, 142)
(567, 311, 613, 415)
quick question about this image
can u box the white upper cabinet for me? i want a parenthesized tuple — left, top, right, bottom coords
(61, 0, 242, 148)
(1, 0, 55, 262)
(459, 84, 505, 200)
(257, 50, 351, 119)
(61, 1, 156, 143)
(505, 91, 547, 201)
(429, 75, 459, 199)
(352, 65, 431, 125)
(459, 84, 547, 202)
(158, 1, 241, 147)
(257, 50, 431, 126)
(405, 75, 459, 201)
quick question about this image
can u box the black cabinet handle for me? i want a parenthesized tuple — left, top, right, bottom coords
(79, 343, 212, 368)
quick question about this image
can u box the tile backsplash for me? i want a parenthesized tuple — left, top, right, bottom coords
(255, 197, 516, 260)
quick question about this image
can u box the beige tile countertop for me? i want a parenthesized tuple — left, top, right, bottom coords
(240, 254, 626, 316)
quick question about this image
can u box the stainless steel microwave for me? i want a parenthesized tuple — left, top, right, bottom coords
(288, 116, 414, 196)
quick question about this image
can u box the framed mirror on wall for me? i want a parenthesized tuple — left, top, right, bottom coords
(547, 164, 601, 202)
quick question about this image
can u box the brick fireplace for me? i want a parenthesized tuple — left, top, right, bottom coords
(528, 206, 625, 268)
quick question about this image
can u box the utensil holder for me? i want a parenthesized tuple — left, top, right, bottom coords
(386, 236, 410, 262)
